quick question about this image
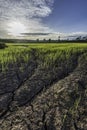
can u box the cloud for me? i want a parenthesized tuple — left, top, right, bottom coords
(64, 32, 87, 39)
(0, 0, 54, 38)
(0, 0, 53, 18)
(30, 32, 87, 40)
(1, 0, 87, 39)
(21, 32, 51, 36)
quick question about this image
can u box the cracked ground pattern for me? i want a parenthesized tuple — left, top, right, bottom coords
(0, 50, 87, 130)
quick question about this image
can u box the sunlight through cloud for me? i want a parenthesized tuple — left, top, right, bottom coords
(7, 21, 27, 37)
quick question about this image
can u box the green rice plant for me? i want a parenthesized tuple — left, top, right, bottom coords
(0, 43, 87, 71)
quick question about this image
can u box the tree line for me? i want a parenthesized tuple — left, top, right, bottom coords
(0, 36, 87, 44)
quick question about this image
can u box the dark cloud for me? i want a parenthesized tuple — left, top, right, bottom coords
(21, 32, 51, 36)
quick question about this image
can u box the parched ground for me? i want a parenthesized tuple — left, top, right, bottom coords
(0, 50, 87, 130)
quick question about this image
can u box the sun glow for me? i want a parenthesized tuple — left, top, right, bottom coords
(7, 21, 27, 37)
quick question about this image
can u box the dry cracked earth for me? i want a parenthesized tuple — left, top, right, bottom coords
(0, 50, 87, 130)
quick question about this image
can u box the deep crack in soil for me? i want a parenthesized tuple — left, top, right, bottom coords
(0, 50, 87, 130)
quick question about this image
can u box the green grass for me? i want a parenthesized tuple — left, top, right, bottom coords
(0, 43, 87, 71)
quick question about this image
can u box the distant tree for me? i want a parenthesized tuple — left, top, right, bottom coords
(82, 36, 87, 41)
(67, 38, 69, 41)
(43, 39, 46, 43)
(36, 39, 39, 43)
(48, 38, 51, 43)
(58, 36, 60, 42)
(76, 36, 81, 41)
(0, 43, 7, 49)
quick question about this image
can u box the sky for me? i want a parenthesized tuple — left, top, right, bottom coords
(0, 0, 87, 39)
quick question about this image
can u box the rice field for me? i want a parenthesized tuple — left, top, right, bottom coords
(0, 43, 87, 71)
